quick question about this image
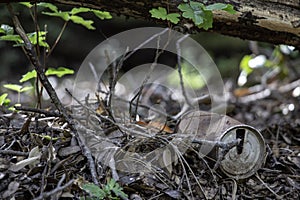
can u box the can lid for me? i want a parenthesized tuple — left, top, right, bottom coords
(219, 125, 266, 179)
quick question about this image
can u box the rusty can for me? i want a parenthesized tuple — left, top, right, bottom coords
(177, 110, 266, 179)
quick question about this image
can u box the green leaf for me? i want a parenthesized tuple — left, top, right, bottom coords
(3, 84, 22, 93)
(109, 179, 128, 199)
(45, 67, 74, 77)
(178, 2, 214, 30)
(222, 4, 236, 14)
(20, 70, 37, 83)
(42, 11, 70, 21)
(205, 3, 227, 10)
(150, 7, 180, 24)
(166, 13, 180, 24)
(69, 15, 95, 30)
(239, 55, 253, 75)
(194, 12, 204, 25)
(168, 62, 205, 89)
(70, 7, 90, 15)
(189, 1, 205, 12)
(92, 10, 112, 20)
(20, 86, 33, 93)
(0, 24, 14, 35)
(178, 2, 206, 25)
(27, 31, 49, 48)
(197, 10, 213, 30)
(33, 134, 60, 141)
(0, 31, 49, 47)
(108, 179, 116, 188)
(4, 98, 11, 106)
(178, 1, 235, 30)
(37, 3, 58, 12)
(20, 68, 74, 82)
(19, 2, 33, 8)
(0, 34, 22, 43)
(206, 3, 236, 14)
(0, 93, 8, 106)
(178, 3, 194, 19)
(82, 183, 106, 198)
(8, 106, 16, 111)
(21, 67, 74, 81)
(149, 7, 168, 20)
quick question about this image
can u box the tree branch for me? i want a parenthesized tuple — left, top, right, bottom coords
(3, 0, 300, 47)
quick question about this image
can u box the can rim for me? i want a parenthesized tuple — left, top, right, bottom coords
(218, 124, 266, 179)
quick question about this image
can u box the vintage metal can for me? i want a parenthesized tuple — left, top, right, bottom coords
(177, 110, 266, 179)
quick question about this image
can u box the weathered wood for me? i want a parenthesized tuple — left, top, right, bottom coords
(3, 0, 300, 47)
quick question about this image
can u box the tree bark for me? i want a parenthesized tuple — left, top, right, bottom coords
(4, 0, 300, 48)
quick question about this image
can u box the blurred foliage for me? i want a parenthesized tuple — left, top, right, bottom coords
(238, 44, 298, 87)
(192, 33, 249, 79)
(0, 93, 10, 106)
(168, 61, 206, 89)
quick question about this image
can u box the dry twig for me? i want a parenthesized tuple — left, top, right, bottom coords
(0, 149, 29, 156)
(7, 4, 99, 185)
(33, 174, 74, 200)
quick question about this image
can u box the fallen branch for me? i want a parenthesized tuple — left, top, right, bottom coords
(7, 4, 99, 185)
(0, 149, 29, 157)
(14, 106, 62, 117)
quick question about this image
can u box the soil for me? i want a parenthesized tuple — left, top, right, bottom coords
(0, 83, 299, 200)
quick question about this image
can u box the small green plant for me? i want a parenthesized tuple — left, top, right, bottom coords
(3, 84, 33, 104)
(0, 3, 112, 50)
(0, 93, 10, 106)
(20, 67, 75, 83)
(0, 24, 49, 48)
(81, 179, 128, 200)
(2, 67, 74, 106)
(150, 1, 236, 30)
(0, 2, 111, 108)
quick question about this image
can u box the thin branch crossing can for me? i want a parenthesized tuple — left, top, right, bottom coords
(178, 110, 266, 179)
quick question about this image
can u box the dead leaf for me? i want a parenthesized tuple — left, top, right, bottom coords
(2, 181, 19, 198)
(233, 88, 251, 97)
(28, 146, 42, 168)
(164, 190, 181, 199)
(9, 156, 40, 172)
(58, 146, 81, 157)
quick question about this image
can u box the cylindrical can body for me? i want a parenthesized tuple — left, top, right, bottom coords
(177, 110, 266, 179)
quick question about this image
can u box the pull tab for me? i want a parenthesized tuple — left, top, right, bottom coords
(236, 128, 245, 154)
